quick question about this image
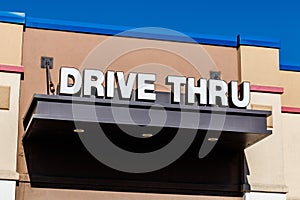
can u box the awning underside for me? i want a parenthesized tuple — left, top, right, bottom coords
(23, 93, 271, 196)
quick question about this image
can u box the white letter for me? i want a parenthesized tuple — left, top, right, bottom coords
(106, 71, 115, 98)
(83, 69, 105, 97)
(166, 76, 186, 103)
(136, 73, 156, 101)
(116, 72, 137, 99)
(208, 79, 228, 106)
(229, 81, 250, 108)
(59, 67, 82, 95)
(186, 78, 207, 105)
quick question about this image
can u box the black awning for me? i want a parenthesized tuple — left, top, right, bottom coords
(22, 93, 271, 196)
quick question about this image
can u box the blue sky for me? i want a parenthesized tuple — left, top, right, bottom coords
(0, 0, 299, 65)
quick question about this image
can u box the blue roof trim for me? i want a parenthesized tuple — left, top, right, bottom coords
(120, 31, 237, 47)
(188, 33, 237, 47)
(280, 63, 300, 72)
(239, 35, 281, 49)
(26, 17, 237, 47)
(0, 11, 25, 24)
(26, 17, 131, 35)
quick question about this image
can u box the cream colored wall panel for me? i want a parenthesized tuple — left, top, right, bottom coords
(0, 72, 20, 180)
(245, 92, 287, 193)
(282, 113, 300, 200)
(239, 45, 300, 108)
(0, 22, 23, 66)
(239, 46, 280, 86)
(280, 71, 300, 108)
(0, 180, 16, 200)
(244, 192, 286, 200)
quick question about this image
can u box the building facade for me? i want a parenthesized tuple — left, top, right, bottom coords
(0, 11, 300, 200)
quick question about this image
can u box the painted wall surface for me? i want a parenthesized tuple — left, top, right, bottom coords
(0, 22, 23, 182)
(239, 46, 300, 108)
(279, 72, 300, 108)
(244, 192, 286, 200)
(15, 183, 241, 200)
(240, 46, 288, 193)
(245, 92, 287, 193)
(239, 46, 280, 86)
(18, 27, 300, 200)
(0, 72, 20, 180)
(18, 28, 239, 177)
(239, 44, 300, 200)
(282, 113, 300, 200)
(0, 22, 23, 66)
(0, 180, 16, 200)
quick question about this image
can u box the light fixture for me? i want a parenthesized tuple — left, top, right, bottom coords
(142, 133, 153, 138)
(74, 129, 85, 133)
(208, 137, 218, 142)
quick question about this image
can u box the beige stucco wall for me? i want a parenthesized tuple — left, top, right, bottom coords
(239, 46, 280, 86)
(279, 71, 300, 108)
(15, 27, 242, 199)
(245, 92, 287, 193)
(282, 113, 300, 200)
(18, 28, 239, 177)
(239, 44, 300, 199)
(17, 27, 300, 200)
(0, 22, 23, 66)
(240, 45, 287, 193)
(0, 72, 21, 180)
(239, 45, 300, 108)
(0, 22, 23, 181)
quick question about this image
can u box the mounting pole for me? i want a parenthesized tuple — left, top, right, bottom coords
(41, 57, 55, 95)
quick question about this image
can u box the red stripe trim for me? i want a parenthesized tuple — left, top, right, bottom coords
(0, 64, 24, 79)
(0, 64, 24, 73)
(250, 85, 284, 94)
(282, 106, 300, 114)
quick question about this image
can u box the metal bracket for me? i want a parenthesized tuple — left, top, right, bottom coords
(210, 71, 221, 80)
(41, 57, 53, 69)
(41, 56, 55, 95)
